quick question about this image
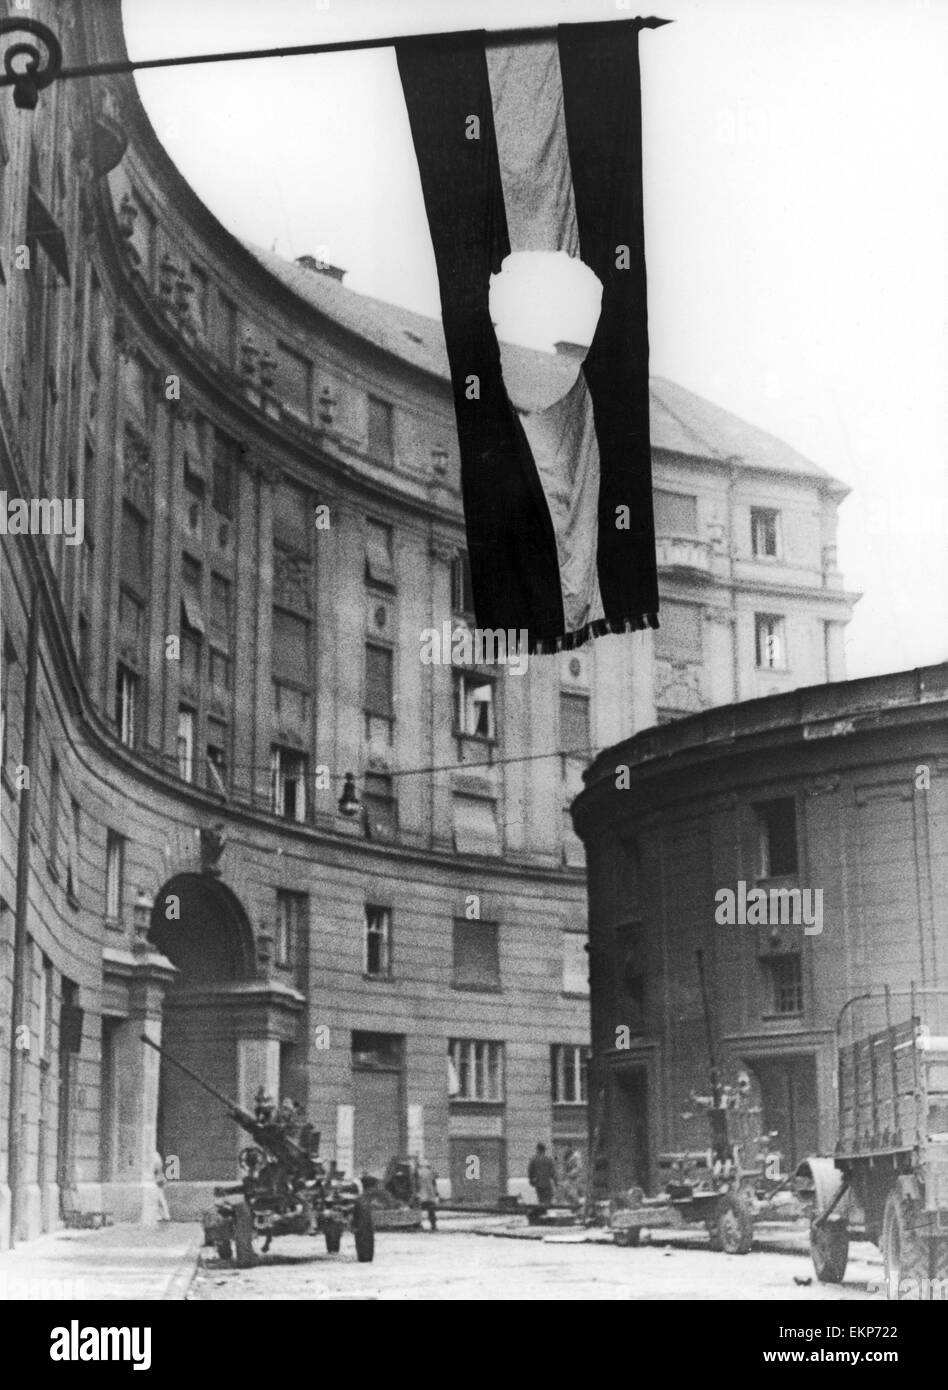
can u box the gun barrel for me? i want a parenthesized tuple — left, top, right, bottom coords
(140, 1034, 252, 1125)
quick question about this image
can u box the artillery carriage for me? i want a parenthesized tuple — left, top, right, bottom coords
(142, 1036, 375, 1266)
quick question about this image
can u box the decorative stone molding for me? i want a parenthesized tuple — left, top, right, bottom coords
(653, 661, 708, 713)
(122, 425, 153, 512)
(317, 383, 337, 426)
(273, 548, 312, 612)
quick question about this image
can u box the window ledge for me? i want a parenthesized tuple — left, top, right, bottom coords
(448, 1098, 505, 1107)
(362, 972, 395, 983)
(761, 1012, 804, 1022)
(452, 983, 502, 994)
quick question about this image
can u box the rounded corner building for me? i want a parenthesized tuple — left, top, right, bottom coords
(0, 0, 855, 1245)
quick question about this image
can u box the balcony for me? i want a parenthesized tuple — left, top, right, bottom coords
(655, 535, 712, 578)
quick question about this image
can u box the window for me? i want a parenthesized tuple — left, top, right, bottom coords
(273, 480, 309, 554)
(118, 590, 143, 656)
(206, 722, 228, 794)
(363, 771, 397, 839)
(751, 507, 780, 558)
(562, 932, 590, 996)
(212, 436, 236, 518)
(0, 633, 15, 769)
(755, 613, 786, 670)
(367, 396, 393, 462)
(365, 520, 395, 588)
(453, 919, 500, 991)
(209, 648, 231, 696)
(453, 794, 501, 856)
(351, 1032, 403, 1069)
(177, 707, 194, 782)
(181, 556, 204, 633)
(551, 1044, 590, 1104)
(105, 830, 124, 921)
(756, 798, 798, 877)
(365, 643, 394, 720)
(451, 551, 475, 616)
(364, 905, 392, 978)
(654, 489, 698, 537)
(768, 954, 804, 1016)
(560, 691, 590, 762)
(114, 664, 137, 745)
(119, 503, 147, 595)
(47, 755, 61, 868)
(210, 574, 231, 640)
(655, 601, 703, 662)
(180, 630, 201, 690)
(275, 890, 306, 969)
(38, 952, 53, 1060)
(189, 264, 209, 333)
(272, 608, 310, 687)
(454, 672, 495, 739)
(448, 1039, 504, 1102)
(66, 799, 80, 903)
(271, 746, 307, 822)
(276, 343, 312, 419)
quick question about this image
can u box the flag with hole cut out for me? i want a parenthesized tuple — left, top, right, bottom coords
(396, 19, 665, 653)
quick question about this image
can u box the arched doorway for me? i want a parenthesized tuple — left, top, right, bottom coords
(149, 874, 256, 1182)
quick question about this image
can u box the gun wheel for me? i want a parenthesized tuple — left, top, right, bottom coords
(714, 1192, 754, 1255)
(882, 1191, 931, 1299)
(233, 1201, 262, 1268)
(810, 1219, 849, 1283)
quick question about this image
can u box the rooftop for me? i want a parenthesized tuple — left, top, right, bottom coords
(247, 243, 848, 493)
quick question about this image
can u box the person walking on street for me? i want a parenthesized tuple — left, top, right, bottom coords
(414, 1157, 439, 1230)
(528, 1142, 557, 1208)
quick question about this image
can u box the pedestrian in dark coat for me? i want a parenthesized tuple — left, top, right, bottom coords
(527, 1142, 557, 1207)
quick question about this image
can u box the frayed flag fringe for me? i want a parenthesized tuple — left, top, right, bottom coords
(526, 613, 660, 656)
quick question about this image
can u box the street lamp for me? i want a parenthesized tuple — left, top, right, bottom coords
(337, 772, 361, 819)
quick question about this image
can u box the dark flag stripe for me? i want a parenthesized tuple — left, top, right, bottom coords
(557, 21, 660, 629)
(395, 35, 565, 645)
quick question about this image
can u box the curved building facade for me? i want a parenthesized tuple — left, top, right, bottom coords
(572, 664, 948, 1198)
(0, 0, 856, 1243)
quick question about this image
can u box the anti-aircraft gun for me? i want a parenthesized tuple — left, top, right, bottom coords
(142, 1036, 375, 1266)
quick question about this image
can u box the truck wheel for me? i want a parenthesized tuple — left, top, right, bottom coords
(810, 1220, 849, 1283)
(930, 1236, 948, 1294)
(353, 1196, 375, 1263)
(881, 1191, 927, 1299)
(715, 1192, 754, 1255)
(324, 1221, 343, 1254)
(614, 1227, 641, 1248)
(233, 1201, 260, 1269)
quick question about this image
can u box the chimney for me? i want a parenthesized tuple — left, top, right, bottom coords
(295, 254, 346, 283)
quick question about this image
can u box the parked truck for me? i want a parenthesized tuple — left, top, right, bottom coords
(798, 988, 948, 1299)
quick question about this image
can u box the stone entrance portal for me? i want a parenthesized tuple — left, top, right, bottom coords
(148, 873, 305, 1217)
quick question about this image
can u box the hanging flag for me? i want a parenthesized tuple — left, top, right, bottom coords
(396, 19, 666, 654)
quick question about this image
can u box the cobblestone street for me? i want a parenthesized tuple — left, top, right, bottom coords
(188, 1221, 887, 1302)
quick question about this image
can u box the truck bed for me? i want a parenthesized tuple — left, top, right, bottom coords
(837, 1017, 920, 1157)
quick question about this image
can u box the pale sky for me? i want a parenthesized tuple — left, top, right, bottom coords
(121, 0, 948, 681)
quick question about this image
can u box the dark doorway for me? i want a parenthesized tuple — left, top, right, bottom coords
(610, 1065, 650, 1194)
(351, 1032, 405, 1181)
(746, 1054, 818, 1170)
(149, 874, 255, 1180)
